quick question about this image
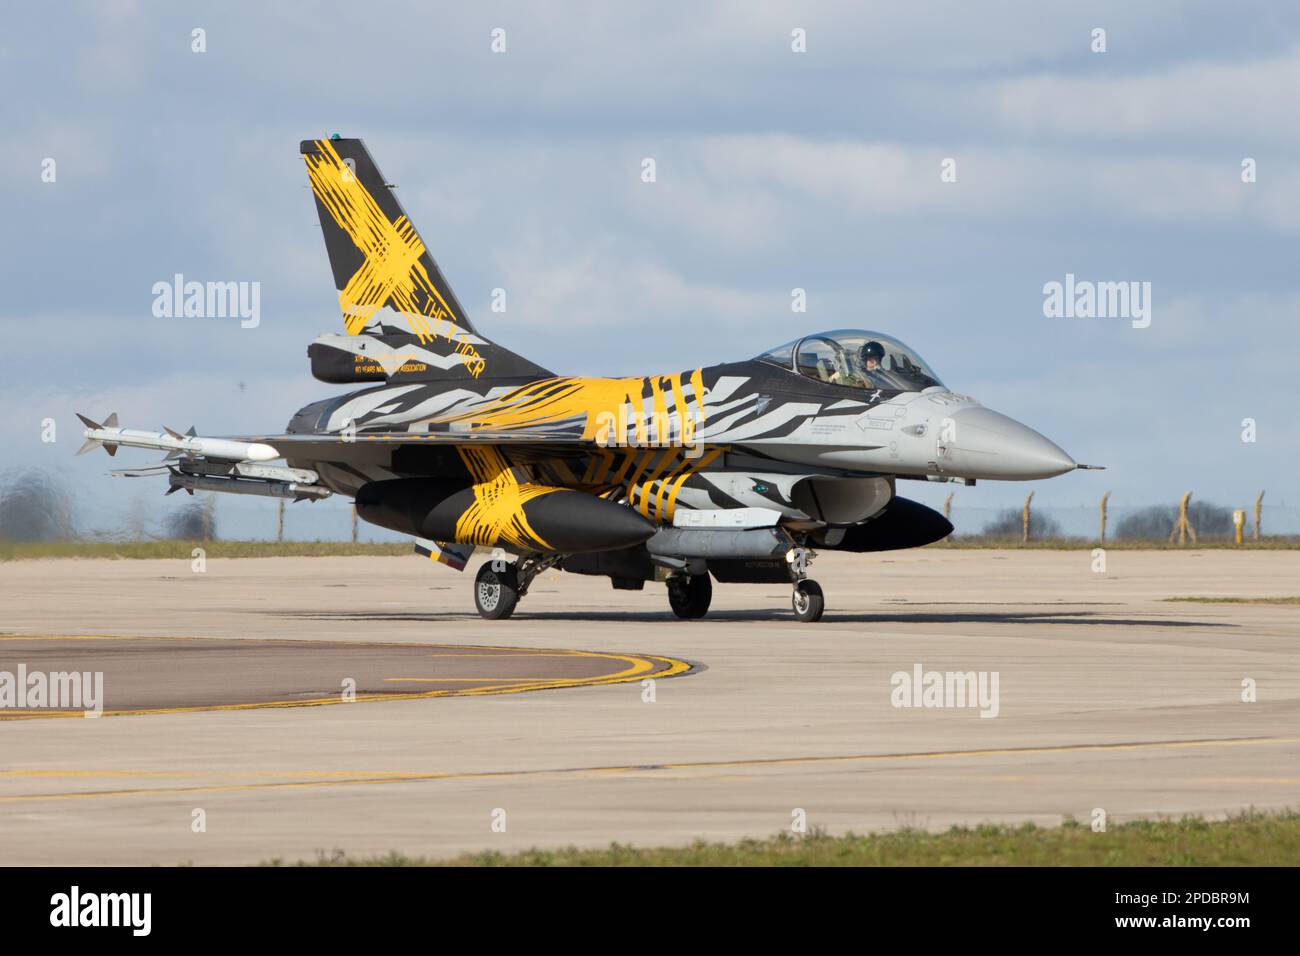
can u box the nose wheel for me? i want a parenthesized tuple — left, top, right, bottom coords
(786, 545, 825, 623)
(792, 579, 825, 622)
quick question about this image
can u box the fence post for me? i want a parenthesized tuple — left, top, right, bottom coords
(943, 492, 953, 523)
(1099, 491, 1110, 542)
(1022, 491, 1034, 544)
(1254, 491, 1265, 541)
(277, 499, 285, 542)
(351, 505, 359, 544)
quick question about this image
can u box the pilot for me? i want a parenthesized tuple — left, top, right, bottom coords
(861, 340, 886, 373)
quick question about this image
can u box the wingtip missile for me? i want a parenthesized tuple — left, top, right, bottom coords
(76, 415, 281, 463)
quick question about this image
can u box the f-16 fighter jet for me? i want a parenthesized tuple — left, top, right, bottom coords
(83, 136, 1091, 622)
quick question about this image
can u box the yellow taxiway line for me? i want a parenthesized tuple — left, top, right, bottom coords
(0, 736, 1296, 804)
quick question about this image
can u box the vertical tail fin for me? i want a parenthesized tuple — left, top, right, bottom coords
(300, 136, 550, 382)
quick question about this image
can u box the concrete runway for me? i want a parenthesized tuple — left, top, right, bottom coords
(0, 548, 1297, 865)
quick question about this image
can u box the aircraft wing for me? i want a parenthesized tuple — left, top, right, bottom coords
(79, 412, 591, 464)
(244, 429, 591, 457)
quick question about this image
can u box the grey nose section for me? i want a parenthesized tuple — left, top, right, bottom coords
(946, 407, 1075, 480)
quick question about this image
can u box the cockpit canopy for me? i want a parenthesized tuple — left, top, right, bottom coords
(756, 329, 943, 393)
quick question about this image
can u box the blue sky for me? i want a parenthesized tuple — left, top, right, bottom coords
(2, 1, 1297, 536)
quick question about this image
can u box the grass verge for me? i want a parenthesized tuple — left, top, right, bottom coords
(1164, 596, 1300, 605)
(936, 537, 1299, 550)
(265, 810, 1300, 867)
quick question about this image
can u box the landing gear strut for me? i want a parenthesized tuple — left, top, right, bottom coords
(473, 553, 559, 620)
(786, 546, 825, 623)
(667, 572, 712, 620)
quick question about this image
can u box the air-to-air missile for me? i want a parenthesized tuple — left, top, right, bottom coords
(165, 471, 332, 501)
(78, 413, 332, 501)
(77, 413, 279, 462)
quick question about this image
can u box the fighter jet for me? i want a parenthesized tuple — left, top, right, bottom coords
(82, 135, 1091, 622)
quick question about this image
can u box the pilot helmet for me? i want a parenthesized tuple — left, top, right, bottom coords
(861, 341, 885, 364)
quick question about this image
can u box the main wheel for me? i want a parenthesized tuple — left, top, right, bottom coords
(792, 580, 825, 623)
(668, 573, 712, 620)
(475, 561, 520, 620)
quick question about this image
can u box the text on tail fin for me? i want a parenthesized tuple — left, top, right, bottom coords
(301, 137, 486, 376)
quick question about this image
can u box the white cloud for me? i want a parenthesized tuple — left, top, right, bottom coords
(989, 44, 1300, 146)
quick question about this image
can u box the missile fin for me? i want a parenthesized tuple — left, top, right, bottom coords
(104, 443, 118, 457)
(185, 426, 197, 437)
(104, 413, 118, 428)
(163, 426, 183, 440)
(76, 413, 101, 430)
(77, 437, 102, 456)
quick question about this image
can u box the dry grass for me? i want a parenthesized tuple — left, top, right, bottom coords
(936, 536, 1299, 550)
(267, 810, 1300, 867)
(1164, 595, 1300, 605)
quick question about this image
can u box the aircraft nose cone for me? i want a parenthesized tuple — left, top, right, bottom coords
(947, 407, 1076, 480)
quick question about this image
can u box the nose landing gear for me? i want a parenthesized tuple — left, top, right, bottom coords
(786, 546, 825, 623)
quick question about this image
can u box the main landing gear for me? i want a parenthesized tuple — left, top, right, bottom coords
(786, 546, 825, 623)
(474, 562, 519, 619)
(473, 554, 558, 620)
(474, 548, 825, 623)
(667, 572, 712, 620)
